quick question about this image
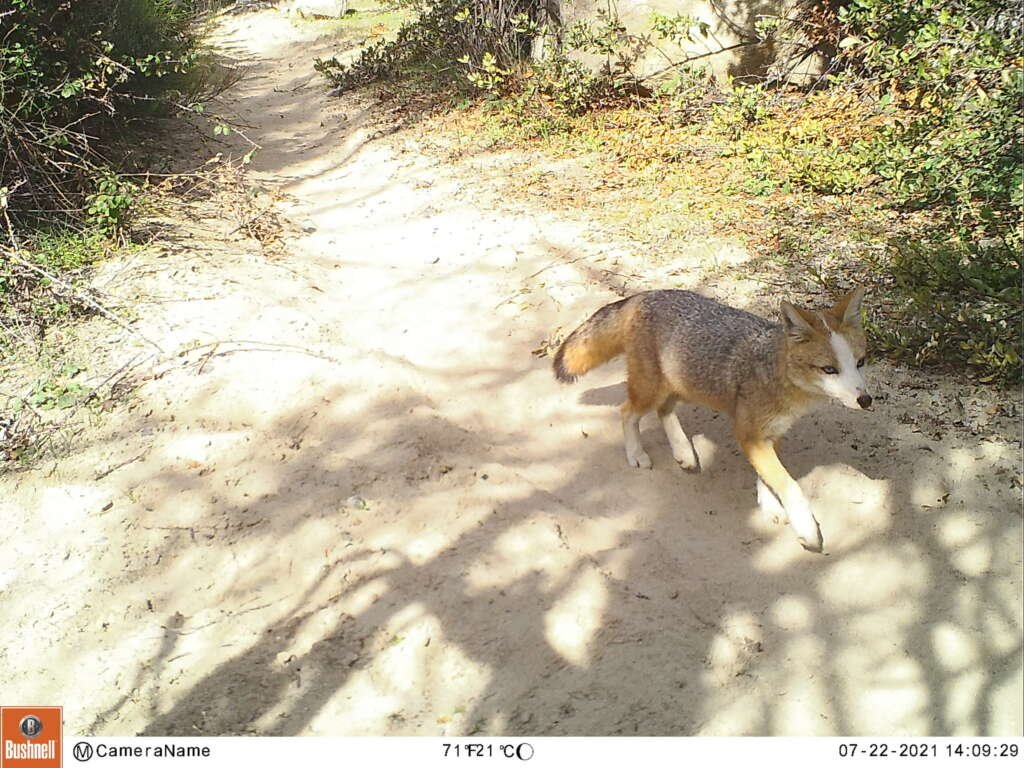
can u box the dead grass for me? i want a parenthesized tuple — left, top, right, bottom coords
(418, 97, 925, 302)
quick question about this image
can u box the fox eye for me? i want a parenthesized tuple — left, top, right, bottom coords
(856, 357, 866, 368)
(821, 366, 839, 375)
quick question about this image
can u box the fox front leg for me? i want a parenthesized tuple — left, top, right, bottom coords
(740, 438, 823, 553)
(757, 478, 788, 525)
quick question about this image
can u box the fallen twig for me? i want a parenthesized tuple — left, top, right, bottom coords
(180, 339, 345, 371)
(94, 450, 148, 480)
(1, 209, 166, 355)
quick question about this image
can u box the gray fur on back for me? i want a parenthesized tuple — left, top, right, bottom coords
(635, 290, 783, 405)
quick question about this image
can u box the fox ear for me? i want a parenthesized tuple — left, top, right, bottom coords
(832, 286, 866, 326)
(780, 300, 814, 342)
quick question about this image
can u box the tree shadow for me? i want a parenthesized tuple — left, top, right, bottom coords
(52, 344, 1020, 736)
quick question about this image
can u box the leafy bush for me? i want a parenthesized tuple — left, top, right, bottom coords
(315, 1, 689, 113)
(315, 0, 541, 95)
(0, 1, 219, 355)
(0, 229, 109, 346)
(868, 235, 1021, 382)
(838, 0, 1022, 218)
(85, 174, 139, 234)
(831, 0, 1023, 382)
(657, 0, 1023, 382)
(723, 89, 879, 194)
(15, 362, 91, 411)
(0, 0, 205, 230)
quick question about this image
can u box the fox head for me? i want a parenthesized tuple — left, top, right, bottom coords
(781, 288, 872, 410)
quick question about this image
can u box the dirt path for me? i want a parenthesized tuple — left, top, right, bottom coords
(1, 5, 1021, 737)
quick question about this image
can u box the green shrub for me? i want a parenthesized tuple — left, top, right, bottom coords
(0, 229, 109, 344)
(831, 0, 1023, 382)
(315, 0, 541, 95)
(706, 0, 1022, 381)
(86, 173, 139, 234)
(868, 235, 1021, 382)
(315, 0, 663, 113)
(1, 1, 215, 355)
(838, 0, 1022, 220)
(15, 362, 91, 411)
(712, 82, 775, 138)
(0, 0, 204, 229)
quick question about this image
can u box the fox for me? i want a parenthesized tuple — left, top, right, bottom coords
(553, 287, 872, 552)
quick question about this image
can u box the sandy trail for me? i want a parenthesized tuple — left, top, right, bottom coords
(1, 6, 1020, 737)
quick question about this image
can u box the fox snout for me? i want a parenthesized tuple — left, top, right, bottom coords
(838, 388, 871, 411)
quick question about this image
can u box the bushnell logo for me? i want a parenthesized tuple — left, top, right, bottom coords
(18, 716, 42, 739)
(1, 707, 61, 767)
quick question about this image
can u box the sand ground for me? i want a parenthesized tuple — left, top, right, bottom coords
(1, 4, 1021, 737)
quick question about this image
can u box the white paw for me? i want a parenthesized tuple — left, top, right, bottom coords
(626, 449, 653, 470)
(757, 479, 788, 524)
(673, 443, 699, 471)
(783, 492, 823, 553)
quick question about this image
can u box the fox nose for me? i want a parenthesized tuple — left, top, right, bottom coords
(857, 394, 873, 409)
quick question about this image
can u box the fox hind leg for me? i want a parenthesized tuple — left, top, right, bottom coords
(621, 406, 651, 469)
(658, 398, 698, 471)
(620, 348, 664, 470)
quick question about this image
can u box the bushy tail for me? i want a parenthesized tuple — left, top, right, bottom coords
(553, 298, 631, 383)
